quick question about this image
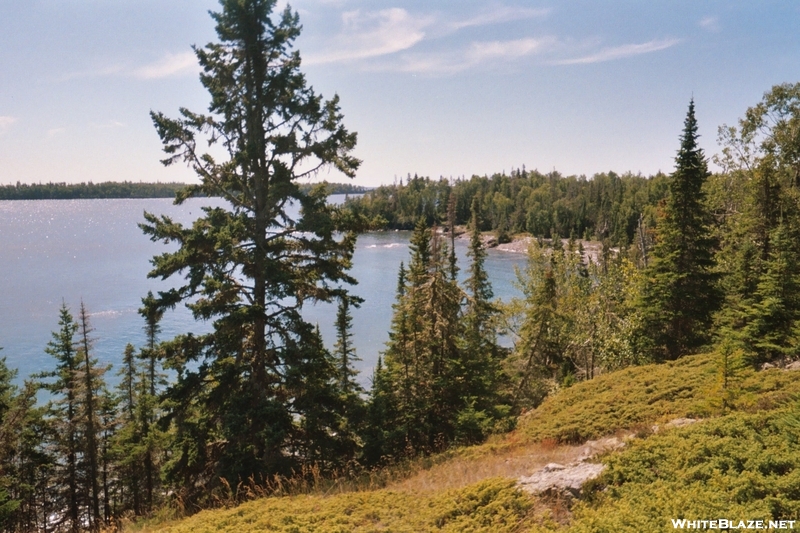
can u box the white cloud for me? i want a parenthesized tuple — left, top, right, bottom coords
(377, 37, 554, 75)
(554, 38, 681, 65)
(699, 16, 720, 32)
(47, 127, 66, 137)
(451, 7, 551, 30)
(90, 120, 126, 130)
(466, 38, 548, 63)
(132, 52, 199, 79)
(305, 8, 433, 65)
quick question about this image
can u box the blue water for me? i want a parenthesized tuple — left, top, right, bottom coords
(0, 197, 527, 386)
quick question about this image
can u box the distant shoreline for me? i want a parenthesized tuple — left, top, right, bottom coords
(0, 181, 371, 201)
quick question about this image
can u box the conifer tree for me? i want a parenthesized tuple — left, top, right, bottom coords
(459, 197, 504, 438)
(379, 218, 465, 456)
(137, 292, 164, 511)
(716, 83, 800, 365)
(0, 375, 49, 533)
(42, 303, 82, 533)
(142, 0, 361, 497)
(738, 221, 800, 363)
(112, 343, 142, 515)
(334, 297, 362, 397)
(638, 100, 720, 360)
(76, 301, 103, 530)
(508, 242, 565, 407)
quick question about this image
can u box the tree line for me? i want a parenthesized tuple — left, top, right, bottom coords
(0, 181, 368, 201)
(344, 169, 671, 246)
(2, 0, 800, 529)
(0, 182, 186, 200)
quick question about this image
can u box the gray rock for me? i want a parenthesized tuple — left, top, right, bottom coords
(518, 462, 606, 497)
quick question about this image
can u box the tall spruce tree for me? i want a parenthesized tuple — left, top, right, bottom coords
(460, 197, 504, 436)
(379, 218, 465, 456)
(638, 100, 720, 360)
(76, 301, 104, 530)
(41, 303, 82, 533)
(137, 292, 164, 512)
(141, 0, 361, 499)
(113, 343, 142, 516)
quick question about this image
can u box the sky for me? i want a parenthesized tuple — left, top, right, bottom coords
(1, 1, 799, 187)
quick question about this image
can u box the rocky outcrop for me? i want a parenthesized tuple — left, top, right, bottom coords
(518, 462, 605, 497)
(518, 435, 626, 498)
(760, 359, 800, 371)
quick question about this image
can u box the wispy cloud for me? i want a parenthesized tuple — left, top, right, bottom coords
(378, 37, 554, 75)
(699, 16, 720, 32)
(305, 8, 432, 65)
(0, 116, 17, 134)
(466, 38, 548, 63)
(59, 52, 197, 82)
(133, 52, 199, 79)
(90, 120, 126, 130)
(305, 5, 549, 67)
(554, 38, 681, 65)
(47, 127, 66, 137)
(451, 7, 550, 30)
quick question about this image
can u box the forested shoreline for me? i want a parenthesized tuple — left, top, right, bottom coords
(346, 169, 671, 246)
(0, 181, 369, 200)
(3, 0, 800, 531)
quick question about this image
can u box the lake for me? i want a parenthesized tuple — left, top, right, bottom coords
(0, 196, 528, 387)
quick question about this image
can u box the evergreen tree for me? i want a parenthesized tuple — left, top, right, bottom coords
(738, 221, 800, 363)
(137, 292, 165, 511)
(715, 83, 800, 365)
(41, 303, 82, 533)
(379, 218, 465, 456)
(638, 100, 720, 360)
(141, 0, 361, 499)
(459, 197, 505, 440)
(507, 242, 566, 408)
(112, 343, 142, 515)
(76, 301, 103, 530)
(0, 376, 50, 533)
(333, 297, 361, 397)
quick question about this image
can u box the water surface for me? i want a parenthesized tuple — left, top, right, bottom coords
(0, 197, 527, 386)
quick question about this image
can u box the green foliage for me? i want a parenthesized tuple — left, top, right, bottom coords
(148, 478, 532, 533)
(376, 219, 466, 456)
(345, 170, 669, 245)
(299, 181, 371, 196)
(0, 181, 186, 200)
(371, 215, 510, 460)
(141, 0, 363, 502)
(715, 83, 800, 365)
(517, 351, 800, 444)
(637, 100, 721, 361)
(567, 409, 800, 531)
(504, 237, 645, 409)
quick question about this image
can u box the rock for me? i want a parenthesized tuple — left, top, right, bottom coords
(786, 360, 800, 371)
(519, 462, 605, 497)
(762, 362, 777, 370)
(653, 417, 699, 434)
(575, 436, 626, 462)
(665, 417, 697, 429)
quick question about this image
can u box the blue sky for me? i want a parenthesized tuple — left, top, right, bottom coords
(1, 1, 798, 187)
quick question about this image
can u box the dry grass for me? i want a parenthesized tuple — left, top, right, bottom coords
(389, 434, 616, 493)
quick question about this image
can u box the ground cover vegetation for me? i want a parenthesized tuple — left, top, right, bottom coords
(3, 0, 800, 530)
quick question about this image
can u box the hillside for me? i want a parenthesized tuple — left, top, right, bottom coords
(137, 353, 800, 532)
